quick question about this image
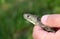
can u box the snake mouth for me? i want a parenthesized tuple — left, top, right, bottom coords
(23, 14, 28, 20)
(23, 14, 36, 24)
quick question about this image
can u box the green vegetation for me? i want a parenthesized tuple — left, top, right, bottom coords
(0, 0, 60, 39)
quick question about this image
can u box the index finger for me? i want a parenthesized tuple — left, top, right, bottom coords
(41, 14, 60, 27)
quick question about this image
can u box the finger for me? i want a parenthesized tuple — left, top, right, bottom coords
(33, 25, 55, 39)
(55, 30, 60, 39)
(41, 14, 60, 27)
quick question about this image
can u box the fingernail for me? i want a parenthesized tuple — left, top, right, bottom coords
(41, 15, 49, 24)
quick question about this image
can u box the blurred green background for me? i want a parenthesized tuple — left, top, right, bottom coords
(0, 0, 60, 39)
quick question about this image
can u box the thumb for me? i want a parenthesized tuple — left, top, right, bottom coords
(33, 25, 55, 39)
(33, 25, 48, 39)
(41, 14, 60, 27)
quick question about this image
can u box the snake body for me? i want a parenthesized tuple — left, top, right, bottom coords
(23, 13, 56, 32)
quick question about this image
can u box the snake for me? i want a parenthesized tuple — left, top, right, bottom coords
(23, 13, 56, 32)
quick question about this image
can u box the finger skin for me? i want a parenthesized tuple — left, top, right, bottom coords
(33, 25, 60, 39)
(41, 14, 60, 27)
(33, 14, 60, 39)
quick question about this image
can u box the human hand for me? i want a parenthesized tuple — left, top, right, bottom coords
(33, 14, 60, 39)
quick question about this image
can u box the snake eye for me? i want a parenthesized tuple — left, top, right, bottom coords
(27, 15, 29, 17)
